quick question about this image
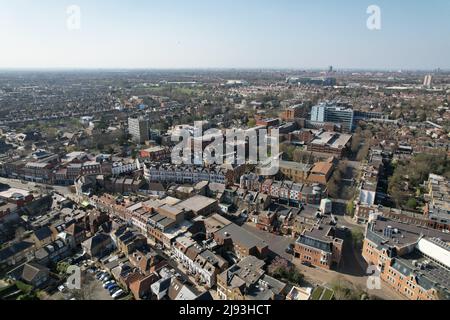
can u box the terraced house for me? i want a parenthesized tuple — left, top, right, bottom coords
(173, 236, 228, 288)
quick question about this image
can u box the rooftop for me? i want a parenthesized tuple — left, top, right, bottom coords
(215, 223, 268, 250)
(0, 188, 30, 199)
(178, 195, 217, 213)
(366, 217, 450, 250)
(279, 161, 312, 172)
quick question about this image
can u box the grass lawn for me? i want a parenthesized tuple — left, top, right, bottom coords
(321, 289, 335, 300)
(311, 287, 324, 300)
(311, 286, 335, 300)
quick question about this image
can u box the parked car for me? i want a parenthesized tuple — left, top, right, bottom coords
(285, 244, 294, 255)
(99, 274, 110, 281)
(105, 282, 117, 290)
(108, 286, 120, 294)
(112, 289, 124, 299)
(109, 288, 120, 297)
(96, 272, 106, 280)
(103, 281, 114, 289)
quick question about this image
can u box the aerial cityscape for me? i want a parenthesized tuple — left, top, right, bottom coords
(0, 1, 449, 306)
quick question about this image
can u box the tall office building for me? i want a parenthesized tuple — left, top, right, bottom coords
(311, 104, 326, 122)
(423, 75, 432, 88)
(128, 116, 149, 144)
(310, 103, 354, 132)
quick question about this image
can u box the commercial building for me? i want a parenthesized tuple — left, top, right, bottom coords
(310, 103, 355, 132)
(0, 188, 34, 207)
(289, 129, 352, 158)
(213, 223, 269, 259)
(177, 195, 219, 217)
(363, 216, 450, 300)
(307, 161, 334, 185)
(294, 224, 344, 270)
(287, 77, 336, 86)
(280, 104, 308, 121)
(140, 146, 170, 161)
(23, 162, 54, 183)
(279, 161, 312, 183)
(110, 158, 139, 176)
(143, 163, 231, 186)
(255, 118, 280, 128)
(354, 204, 450, 231)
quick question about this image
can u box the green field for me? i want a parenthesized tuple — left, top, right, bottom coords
(311, 286, 334, 300)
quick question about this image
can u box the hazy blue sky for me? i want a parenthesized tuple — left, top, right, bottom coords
(1, 0, 449, 69)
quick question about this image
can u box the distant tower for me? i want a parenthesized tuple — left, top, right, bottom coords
(423, 75, 432, 88)
(328, 65, 333, 73)
(128, 116, 149, 144)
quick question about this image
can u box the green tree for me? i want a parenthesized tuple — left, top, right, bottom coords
(406, 198, 418, 209)
(330, 277, 369, 300)
(247, 118, 256, 128)
(56, 261, 70, 275)
(346, 201, 355, 217)
(351, 229, 365, 249)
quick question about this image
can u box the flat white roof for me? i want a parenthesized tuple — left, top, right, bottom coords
(417, 238, 450, 269)
(0, 188, 30, 199)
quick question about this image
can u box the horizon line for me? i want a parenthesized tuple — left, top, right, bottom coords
(0, 67, 448, 73)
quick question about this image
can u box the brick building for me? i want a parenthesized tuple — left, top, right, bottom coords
(293, 224, 344, 270)
(362, 216, 450, 300)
